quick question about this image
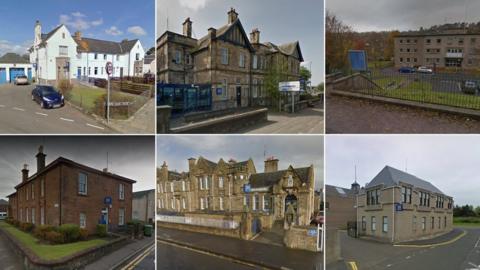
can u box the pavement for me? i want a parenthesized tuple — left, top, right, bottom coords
(105, 98, 155, 134)
(85, 236, 154, 270)
(0, 229, 23, 270)
(157, 226, 323, 270)
(395, 228, 465, 246)
(326, 94, 480, 133)
(0, 84, 113, 134)
(328, 227, 480, 270)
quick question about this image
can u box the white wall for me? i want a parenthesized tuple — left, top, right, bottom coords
(0, 63, 35, 82)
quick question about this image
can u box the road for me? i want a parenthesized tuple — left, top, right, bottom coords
(0, 232, 23, 270)
(334, 227, 480, 270)
(122, 244, 155, 270)
(157, 241, 258, 270)
(0, 84, 113, 133)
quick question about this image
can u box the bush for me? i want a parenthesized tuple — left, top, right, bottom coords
(57, 79, 73, 96)
(96, 224, 107, 237)
(45, 231, 64, 244)
(57, 224, 81, 243)
(33, 225, 55, 239)
(21, 222, 34, 232)
(79, 228, 89, 241)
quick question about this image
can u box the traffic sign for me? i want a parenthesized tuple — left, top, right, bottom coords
(279, 81, 301, 92)
(105, 61, 113, 75)
(395, 203, 403, 211)
(243, 184, 251, 193)
(104, 196, 112, 205)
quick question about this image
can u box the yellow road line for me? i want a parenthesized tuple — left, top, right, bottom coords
(121, 245, 154, 270)
(394, 229, 467, 248)
(347, 261, 358, 270)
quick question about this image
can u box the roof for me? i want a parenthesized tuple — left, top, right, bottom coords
(133, 189, 155, 198)
(366, 166, 445, 194)
(0, 199, 8, 205)
(196, 19, 254, 52)
(0, 53, 30, 64)
(39, 24, 64, 47)
(15, 157, 136, 189)
(264, 41, 304, 62)
(249, 167, 311, 188)
(144, 54, 155, 64)
(325, 185, 354, 197)
(75, 37, 139, 54)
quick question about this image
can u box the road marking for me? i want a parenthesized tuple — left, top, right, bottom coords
(394, 229, 467, 248)
(86, 123, 105, 130)
(406, 256, 411, 259)
(121, 244, 154, 270)
(475, 237, 480, 248)
(60, 117, 74, 122)
(347, 261, 358, 270)
(13, 107, 25, 111)
(35, 112, 48, 116)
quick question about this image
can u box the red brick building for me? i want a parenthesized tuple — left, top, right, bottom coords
(7, 146, 136, 234)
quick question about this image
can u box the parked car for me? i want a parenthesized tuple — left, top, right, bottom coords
(14, 75, 29, 85)
(31, 85, 65, 109)
(0, 212, 6, 220)
(463, 80, 479, 95)
(398, 66, 416, 73)
(417, 66, 433, 74)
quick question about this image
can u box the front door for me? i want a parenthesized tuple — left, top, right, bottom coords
(120, 67, 124, 78)
(77, 67, 81, 79)
(236, 86, 242, 107)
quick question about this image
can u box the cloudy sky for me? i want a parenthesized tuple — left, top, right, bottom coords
(326, 135, 480, 206)
(0, 136, 155, 201)
(157, 0, 324, 84)
(157, 135, 324, 191)
(327, 0, 480, 32)
(0, 0, 154, 57)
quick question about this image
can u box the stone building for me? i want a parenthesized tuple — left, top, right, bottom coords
(357, 166, 453, 243)
(325, 183, 358, 230)
(7, 146, 135, 234)
(157, 8, 304, 109)
(394, 28, 480, 69)
(157, 156, 316, 228)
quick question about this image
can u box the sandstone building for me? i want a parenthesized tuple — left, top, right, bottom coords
(157, 8, 304, 110)
(325, 183, 358, 230)
(7, 146, 135, 234)
(356, 166, 453, 243)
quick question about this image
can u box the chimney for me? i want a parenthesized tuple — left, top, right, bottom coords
(36, 145, 46, 172)
(208, 27, 216, 39)
(264, 157, 279, 173)
(183, 17, 192, 38)
(250, 28, 260, 44)
(161, 161, 168, 180)
(22, 164, 29, 183)
(34, 20, 42, 46)
(74, 31, 82, 41)
(103, 168, 108, 173)
(188, 158, 196, 172)
(227, 8, 238, 24)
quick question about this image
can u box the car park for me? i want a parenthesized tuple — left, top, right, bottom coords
(31, 85, 65, 109)
(14, 75, 29, 85)
(398, 66, 416, 73)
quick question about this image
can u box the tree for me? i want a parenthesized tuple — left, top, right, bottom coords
(384, 31, 400, 60)
(325, 10, 354, 73)
(264, 55, 289, 110)
(299, 66, 312, 81)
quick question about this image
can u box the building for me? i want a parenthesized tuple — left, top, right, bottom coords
(0, 53, 34, 84)
(143, 54, 156, 75)
(325, 183, 358, 230)
(157, 156, 316, 228)
(0, 199, 8, 219)
(157, 8, 304, 110)
(29, 20, 146, 84)
(7, 146, 136, 234)
(356, 166, 453, 243)
(394, 28, 480, 69)
(132, 189, 155, 224)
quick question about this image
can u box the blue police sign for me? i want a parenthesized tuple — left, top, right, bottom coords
(395, 203, 403, 212)
(104, 196, 112, 205)
(348, 50, 368, 72)
(216, 88, 223, 95)
(243, 184, 251, 193)
(308, 229, 317, 236)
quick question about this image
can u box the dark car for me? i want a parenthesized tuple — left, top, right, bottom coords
(31, 85, 65, 109)
(398, 66, 416, 73)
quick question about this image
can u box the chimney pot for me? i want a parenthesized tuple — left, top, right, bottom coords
(22, 164, 29, 183)
(188, 158, 196, 172)
(250, 28, 260, 44)
(74, 31, 82, 40)
(36, 145, 46, 172)
(228, 7, 238, 24)
(183, 17, 192, 38)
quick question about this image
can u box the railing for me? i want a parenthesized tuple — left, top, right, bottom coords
(157, 214, 239, 229)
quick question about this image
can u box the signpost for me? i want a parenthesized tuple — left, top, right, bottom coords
(105, 62, 113, 123)
(243, 184, 251, 193)
(348, 50, 368, 72)
(103, 196, 112, 233)
(279, 81, 301, 113)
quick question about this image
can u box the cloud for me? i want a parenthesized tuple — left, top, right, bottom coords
(91, 19, 104, 26)
(127, 26, 147, 36)
(179, 0, 211, 11)
(0, 39, 32, 57)
(59, 13, 103, 31)
(105, 26, 123, 36)
(72, 12, 86, 18)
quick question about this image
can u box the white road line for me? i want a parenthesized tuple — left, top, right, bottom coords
(475, 237, 480, 248)
(13, 107, 25, 111)
(35, 112, 48, 116)
(86, 123, 105, 130)
(406, 256, 411, 260)
(60, 117, 74, 122)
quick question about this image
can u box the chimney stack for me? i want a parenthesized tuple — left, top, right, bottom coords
(228, 8, 238, 24)
(208, 27, 216, 39)
(74, 31, 82, 41)
(183, 17, 192, 38)
(250, 28, 260, 44)
(264, 156, 279, 173)
(36, 145, 46, 172)
(22, 164, 29, 183)
(161, 161, 168, 180)
(34, 20, 42, 46)
(188, 158, 196, 172)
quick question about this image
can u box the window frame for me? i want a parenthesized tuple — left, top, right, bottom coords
(78, 172, 88, 195)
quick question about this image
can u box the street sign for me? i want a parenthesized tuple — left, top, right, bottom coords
(216, 88, 223, 95)
(105, 61, 113, 75)
(243, 184, 251, 193)
(348, 50, 368, 72)
(104, 196, 112, 205)
(395, 203, 403, 211)
(308, 229, 317, 236)
(105, 101, 132, 106)
(279, 81, 301, 92)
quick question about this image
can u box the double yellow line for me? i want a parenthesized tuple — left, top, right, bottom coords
(348, 261, 358, 270)
(121, 244, 155, 270)
(393, 229, 467, 248)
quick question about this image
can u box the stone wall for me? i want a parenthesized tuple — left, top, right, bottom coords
(157, 221, 242, 239)
(283, 225, 319, 252)
(157, 105, 171, 134)
(326, 228, 341, 265)
(329, 73, 382, 92)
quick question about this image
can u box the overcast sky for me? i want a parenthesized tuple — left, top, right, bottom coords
(157, 0, 324, 84)
(157, 135, 324, 191)
(0, 136, 155, 201)
(326, 135, 480, 206)
(327, 0, 480, 32)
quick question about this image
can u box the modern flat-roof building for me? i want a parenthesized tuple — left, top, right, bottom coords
(394, 28, 480, 69)
(357, 166, 453, 243)
(325, 183, 358, 230)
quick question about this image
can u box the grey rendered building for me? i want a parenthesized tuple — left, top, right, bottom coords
(132, 189, 155, 223)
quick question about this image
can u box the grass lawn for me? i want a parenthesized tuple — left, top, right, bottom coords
(453, 217, 480, 228)
(68, 86, 106, 111)
(368, 61, 393, 69)
(0, 221, 108, 261)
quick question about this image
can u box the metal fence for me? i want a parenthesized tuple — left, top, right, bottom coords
(157, 214, 239, 229)
(346, 68, 480, 110)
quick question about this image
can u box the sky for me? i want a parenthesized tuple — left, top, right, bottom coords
(0, 136, 155, 201)
(0, 0, 154, 57)
(157, 135, 324, 191)
(326, 135, 480, 206)
(157, 0, 324, 85)
(327, 0, 480, 32)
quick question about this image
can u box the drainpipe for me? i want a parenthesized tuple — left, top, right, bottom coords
(59, 165, 63, 226)
(392, 186, 395, 243)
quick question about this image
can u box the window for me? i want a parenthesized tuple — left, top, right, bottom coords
(104, 54, 107, 60)
(437, 38, 442, 44)
(80, 213, 86, 228)
(94, 53, 98, 60)
(206, 197, 211, 209)
(31, 183, 35, 200)
(41, 207, 45, 225)
(26, 187, 29, 200)
(62, 33, 65, 39)
(287, 175, 294, 187)
(371, 216, 376, 231)
(254, 194, 260, 211)
(31, 208, 35, 225)
(420, 191, 430, 206)
(119, 184, 125, 200)
(88, 67, 91, 75)
(41, 179, 44, 197)
(422, 217, 426, 230)
(219, 197, 224, 210)
(116, 55, 120, 61)
(382, 216, 388, 233)
(59, 46, 68, 56)
(426, 39, 431, 44)
(175, 50, 182, 64)
(244, 195, 250, 207)
(78, 173, 88, 195)
(170, 182, 174, 192)
(401, 186, 412, 203)
(239, 53, 245, 68)
(200, 198, 205, 210)
(263, 194, 270, 211)
(26, 208, 29, 222)
(431, 217, 435, 229)
(444, 216, 447, 228)
(205, 176, 209, 190)
(171, 198, 175, 209)
(182, 181, 186, 191)
(438, 217, 441, 229)
(136, 53, 140, 61)
(221, 48, 229, 64)
(253, 55, 258, 69)
(218, 177, 224, 188)
(182, 198, 186, 209)
(413, 216, 417, 232)
(119, 208, 125, 226)
(367, 189, 380, 205)
(362, 216, 366, 231)
(199, 177, 204, 190)
(94, 67, 98, 75)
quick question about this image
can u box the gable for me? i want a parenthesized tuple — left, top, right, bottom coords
(217, 20, 254, 52)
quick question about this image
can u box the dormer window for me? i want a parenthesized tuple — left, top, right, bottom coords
(287, 175, 293, 187)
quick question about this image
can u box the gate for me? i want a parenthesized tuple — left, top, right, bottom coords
(252, 217, 261, 235)
(347, 221, 358, 238)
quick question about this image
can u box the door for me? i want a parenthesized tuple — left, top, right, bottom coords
(252, 217, 261, 235)
(0, 68, 6, 84)
(77, 67, 82, 79)
(9, 68, 25, 83)
(27, 68, 32, 80)
(120, 67, 124, 78)
(236, 86, 242, 106)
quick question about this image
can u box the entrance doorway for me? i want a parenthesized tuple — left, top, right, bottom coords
(285, 194, 298, 213)
(236, 86, 242, 106)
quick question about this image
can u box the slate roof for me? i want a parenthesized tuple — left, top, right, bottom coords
(366, 166, 445, 194)
(249, 167, 311, 188)
(75, 37, 139, 54)
(133, 189, 155, 198)
(264, 41, 304, 61)
(168, 171, 184, 181)
(144, 54, 155, 64)
(195, 19, 254, 52)
(325, 184, 354, 197)
(0, 199, 8, 205)
(0, 53, 29, 64)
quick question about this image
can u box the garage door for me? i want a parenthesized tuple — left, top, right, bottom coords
(9, 68, 25, 82)
(0, 68, 6, 84)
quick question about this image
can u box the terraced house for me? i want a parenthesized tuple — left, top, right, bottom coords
(157, 156, 316, 228)
(7, 146, 136, 234)
(157, 8, 304, 110)
(356, 166, 453, 243)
